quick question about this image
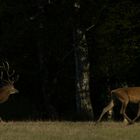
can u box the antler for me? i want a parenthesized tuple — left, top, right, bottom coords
(3, 61, 15, 77)
(0, 63, 4, 81)
(0, 61, 19, 84)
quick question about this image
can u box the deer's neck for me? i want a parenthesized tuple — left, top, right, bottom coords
(0, 87, 11, 103)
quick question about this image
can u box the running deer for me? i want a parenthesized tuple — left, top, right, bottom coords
(0, 61, 19, 103)
(97, 87, 140, 124)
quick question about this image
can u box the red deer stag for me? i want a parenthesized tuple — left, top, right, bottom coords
(97, 87, 140, 124)
(0, 61, 19, 103)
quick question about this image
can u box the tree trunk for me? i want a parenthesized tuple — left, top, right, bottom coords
(74, 28, 94, 120)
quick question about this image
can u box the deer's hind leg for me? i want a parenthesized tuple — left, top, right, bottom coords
(132, 102, 140, 123)
(97, 100, 114, 123)
(121, 101, 133, 124)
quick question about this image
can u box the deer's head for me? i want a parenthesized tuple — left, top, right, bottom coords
(0, 61, 19, 103)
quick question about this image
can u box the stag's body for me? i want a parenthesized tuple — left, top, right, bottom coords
(97, 87, 140, 124)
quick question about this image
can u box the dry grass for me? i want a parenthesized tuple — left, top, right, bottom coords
(0, 121, 140, 140)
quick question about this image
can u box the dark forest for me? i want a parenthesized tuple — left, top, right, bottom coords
(0, 0, 140, 121)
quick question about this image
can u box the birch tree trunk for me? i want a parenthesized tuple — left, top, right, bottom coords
(74, 27, 94, 119)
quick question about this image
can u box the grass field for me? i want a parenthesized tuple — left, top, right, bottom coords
(0, 121, 140, 140)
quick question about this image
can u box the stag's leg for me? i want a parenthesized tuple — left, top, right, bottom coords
(97, 100, 114, 123)
(132, 102, 140, 123)
(121, 101, 133, 124)
(120, 102, 125, 114)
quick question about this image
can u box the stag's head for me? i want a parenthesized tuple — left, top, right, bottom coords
(0, 61, 19, 103)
